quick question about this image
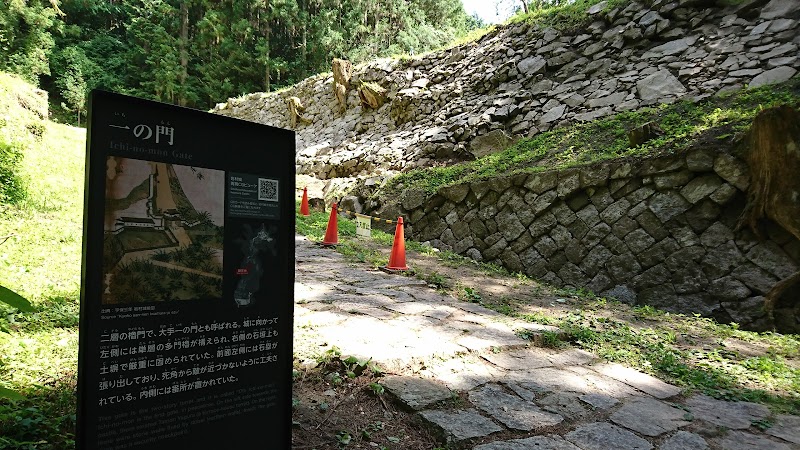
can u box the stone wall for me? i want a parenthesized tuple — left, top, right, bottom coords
(214, 0, 799, 183)
(399, 149, 799, 331)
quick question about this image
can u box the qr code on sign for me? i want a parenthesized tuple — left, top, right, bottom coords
(258, 178, 279, 202)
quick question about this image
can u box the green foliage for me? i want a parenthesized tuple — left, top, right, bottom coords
(1, 0, 482, 115)
(0, 285, 34, 313)
(0, 0, 59, 82)
(380, 78, 800, 199)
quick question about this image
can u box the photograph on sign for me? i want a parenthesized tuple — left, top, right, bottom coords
(78, 91, 295, 450)
(103, 158, 225, 304)
(355, 213, 372, 238)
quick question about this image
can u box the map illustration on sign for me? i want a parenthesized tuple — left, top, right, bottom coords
(102, 157, 224, 304)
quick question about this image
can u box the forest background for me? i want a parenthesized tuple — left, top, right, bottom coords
(0, 0, 491, 123)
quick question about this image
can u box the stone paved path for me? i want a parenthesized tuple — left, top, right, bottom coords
(294, 236, 799, 450)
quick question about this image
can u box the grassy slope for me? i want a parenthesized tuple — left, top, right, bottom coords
(380, 79, 800, 197)
(0, 75, 84, 446)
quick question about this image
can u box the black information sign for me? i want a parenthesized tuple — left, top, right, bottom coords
(78, 91, 295, 449)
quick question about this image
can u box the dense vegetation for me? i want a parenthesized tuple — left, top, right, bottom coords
(1, 0, 480, 119)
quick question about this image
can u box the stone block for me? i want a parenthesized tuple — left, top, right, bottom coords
(382, 376, 452, 410)
(567, 193, 591, 211)
(639, 237, 680, 269)
(709, 276, 751, 301)
(680, 174, 723, 203)
(648, 191, 691, 223)
(636, 209, 670, 240)
(606, 253, 642, 282)
(632, 264, 671, 290)
(684, 200, 721, 232)
(550, 224, 572, 249)
(746, 241, 799, 279)
(510, 231, 535, 254)
(551, 201, 578, 225)
(709, 183, 738, 205)
(568, 219, 590, 240)
(672, 261, 709, 294)
(529, 212, 557, 237)
(419, 409, 503, 442)
(484, 237, 508, 260)
(559, 263, 590, 287)
(581, 245, 614, 277)
(671, 226, 701, 248)
(625, 229, 656, 254)
(602, 234, 629, 255)
(603, 285, 637, 304)
(566, 422, 653, 450)
(580, 164, 611, 187)
(599, 198, 631, 224)
(685, 148, 716, 172)
(713, 153, 749, 191)
(534, 235, 558, 258)
(612, 216, 639, 239)
(583, 223, 612, 248)
(653, 170, 693, 189)
(701, 241, 745, 279)
(558, 169, 582, 198)
(610, 397, 690, 437)
(589, 187, 615, 212)
(500, 248, 524, 273)
(577, 204, 601, 227)
(438, 183, 470, 203)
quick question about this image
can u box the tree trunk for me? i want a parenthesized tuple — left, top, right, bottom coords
(737, 106, 800, 330)
(179, 1, 189, 106)
(265, 0, 271, 92)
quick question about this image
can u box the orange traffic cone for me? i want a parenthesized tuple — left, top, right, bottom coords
(321, 202, 339, 246)
(386, 217, 408, 271)
(300, 187, 310, 216)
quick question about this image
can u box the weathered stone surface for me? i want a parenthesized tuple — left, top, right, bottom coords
(648, 191, 691, 222)
(766, 414, 800, 444)
(537, 392, 591, 420)
(760, 0, 798, 20)
(517, 56, 547, 76)
(713, 154, 749, 190)
(474, 435, 581, 450)
(381, 376, 453, 410)
(681, 174, 723, 203)
(470, 130, 517, 158)
(469, 383, 564, 431)
(419, 409, 503, 442)
(637, 70, 687, 101)
(610, 397, 690, 436)
(603, 285, 637, 304)
(566, 422, 653, 450)
(661, 431, 709, 450)
(481, 348, 554, 371)
(579, 393, 619, 410)
(749, 66, 797, 88)
(684, 394, 769, 429)
(592, 363, 682, 399)
(713, 430, 792, 450)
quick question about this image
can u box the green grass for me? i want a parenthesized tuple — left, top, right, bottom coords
(378, 78, 800, 198)
(0, 120, 83, 449)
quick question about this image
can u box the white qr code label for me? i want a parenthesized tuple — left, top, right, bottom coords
(258, 178, 279, 202)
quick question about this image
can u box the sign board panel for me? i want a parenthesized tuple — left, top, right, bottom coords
(355, 213, 372, 238)
(77, 91, 294, 450)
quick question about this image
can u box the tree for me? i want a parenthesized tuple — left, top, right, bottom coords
(52, 46, 88, 125)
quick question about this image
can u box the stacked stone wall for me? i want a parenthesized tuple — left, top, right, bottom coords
(400, 149, 799, 331)
(214, 0, 799, 182)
